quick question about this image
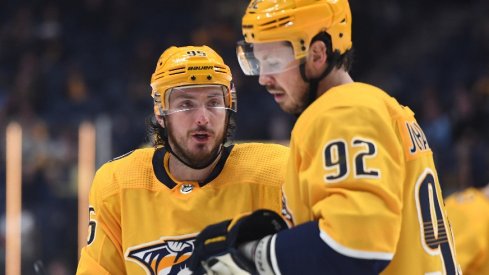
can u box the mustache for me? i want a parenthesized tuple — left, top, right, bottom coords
(190, 125, 214, 134)
(265, 84, 283, 93)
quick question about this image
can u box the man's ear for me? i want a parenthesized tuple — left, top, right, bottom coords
(306, 40, 328, 78)
(155, 114, 166, 128)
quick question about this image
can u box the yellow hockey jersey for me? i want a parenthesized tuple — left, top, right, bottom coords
(445, 187, 489, 275)
(76, 143, 288, 275)
(280, 82, 461, 274)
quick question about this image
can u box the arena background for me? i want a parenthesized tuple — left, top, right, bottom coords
(1, 0, 489, 274)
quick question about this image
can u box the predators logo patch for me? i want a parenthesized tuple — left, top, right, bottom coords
(126, 235, 196, 275)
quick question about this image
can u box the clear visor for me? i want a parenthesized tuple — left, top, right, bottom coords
(159, 84, 236, 116)
(236, 40, 303, 76)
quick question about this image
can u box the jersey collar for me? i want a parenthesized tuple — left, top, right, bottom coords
(152, 145, 234, 189)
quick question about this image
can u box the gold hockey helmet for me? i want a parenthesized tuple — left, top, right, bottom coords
(151, 46, 236, 116)
(237, 0, 352, 75)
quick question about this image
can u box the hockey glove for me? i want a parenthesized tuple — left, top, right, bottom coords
(189, 209, 288, 275)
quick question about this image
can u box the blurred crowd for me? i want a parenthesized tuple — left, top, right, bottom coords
(0, 0, 488, 274)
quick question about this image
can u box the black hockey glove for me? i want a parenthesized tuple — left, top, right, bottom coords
(189, 209, 288, 275)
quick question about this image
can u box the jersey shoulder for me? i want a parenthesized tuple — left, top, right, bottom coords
(445, 187, 489, 233)
(224, 143, 289, 186)
(445, 187, 489, 213)
(445, 188, 489, 273)
(296, 82, 429, 161)
(298, 82, 405, 131)
(315, 82, 399, 111)
(91, 147, 156, 197)
(231, 142, 289, 165)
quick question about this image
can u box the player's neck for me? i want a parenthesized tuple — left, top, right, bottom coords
(316, 69, 353, 97)
(168, 153, 220, 182)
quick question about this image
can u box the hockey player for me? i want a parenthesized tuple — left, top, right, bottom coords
(76, 45, 289, 275)
(445, 139, 489, 275)
(189, 0, 461, 274)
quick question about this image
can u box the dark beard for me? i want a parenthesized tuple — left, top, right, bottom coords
(167, 126, 225, 169)
(293, 89, 309, 115)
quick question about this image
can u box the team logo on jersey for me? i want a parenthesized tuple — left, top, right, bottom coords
(126, 235, 196, 275)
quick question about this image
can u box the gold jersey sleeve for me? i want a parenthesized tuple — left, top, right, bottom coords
(284, 82, 460, 274)
(76, 143, 289, 275)
(445, 188, 489, 275)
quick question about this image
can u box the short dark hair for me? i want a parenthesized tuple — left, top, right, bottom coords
(311, 31, 354, 72)
(146, 111, 236, 147)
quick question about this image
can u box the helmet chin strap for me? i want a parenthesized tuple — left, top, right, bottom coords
(161, 112, 231, 170)
(165, 139, 223, 170)
(298, 58, 335, 115)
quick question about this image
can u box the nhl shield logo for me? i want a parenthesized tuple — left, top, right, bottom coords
(180, 184, 194, 194)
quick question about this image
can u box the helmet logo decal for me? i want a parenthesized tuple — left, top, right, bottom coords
(186, 50, 206, 57)
(188, 66, 214, 70)
(126, 236, 196, 275)
(249, 0, 263, 10)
